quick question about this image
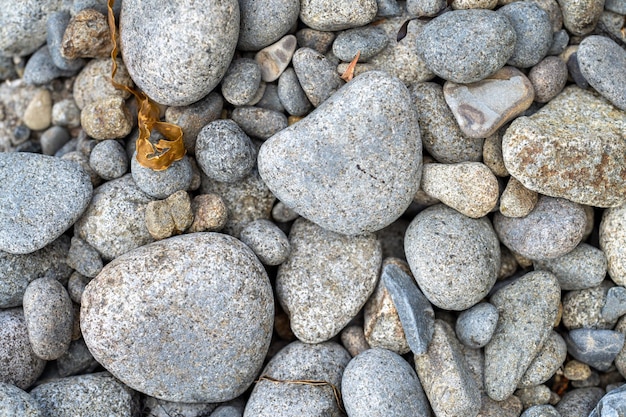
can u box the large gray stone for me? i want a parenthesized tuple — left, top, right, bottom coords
(0, 0, 63, 57)
(0, 382, 43, 417)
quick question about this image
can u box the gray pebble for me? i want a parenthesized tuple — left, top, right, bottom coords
(89, 139, 129, 180)
(0, 56, 16, 80)
(562, 281, 616, 330)
(82, 233, 274, 402)
(556, 387, 605, 417)
(292, 47, 344, 107)
(230, 106, 288, 140)
(40, 126, 71, 156)
(589, 383, 626, 417)
(547, 29, 569, 55)
(271, 201, 300, 223)
(295, 28, 336, 54)
(519, 331, 568, 388)
(497, 2, 553, 68)
(56, 338, 99, 378)
(578, 35, 626, 111)
(256, 84, 285, 113)
(516, 385, 552, 408)
(0, 381, 43, 417)
(377, 0, 403, 16)
(240, 219, 290, 265)
(332, 27, 388, 62)
(415, 9, 516, 83)
(407, 0, 446, 17)
(341, 325, 370, 357)
(73, 58, 133, 109)
(456, 302, 499, 349)
(276, 218, 381, 343)
(300, 0, 377, 31)
(405, 204, 500, 310)
(66, 236, 103, 278)
(46, 10, 85, 71)
(210, 399, 245, 417)
(571, 371, 601, 388)
(67, 272, 91, 304)
(601, 204, 626, 287)
(521, 404, 562, 417)
(529, 56, 568, 103)
(559, 0, 604, 35)
(237, 0, 299, 51)
(342, 348, 430, 417)
(131, 151, 193, 199)
(605, 0, 626, 14)
(603, 286, 626, 322)
(143, 397, 218, 417)
(277, 68, 313, 117)
(221, 59, 262, 106)
(23, 46, 78, 86)
(165, 92, 223, 154)
(0, 0, 61, 57)
(566, 329, 625, 371)
(533, 243, 607, 291)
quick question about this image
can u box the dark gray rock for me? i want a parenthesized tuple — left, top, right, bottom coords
(0, 153, 92, 255)
(547, 29, 569, 55)
(240, 219, 290, 266)
(455, 302, 498, 349)
(299, 0, 377, 31)
(332, 27, 388, 62)
(589, 383, 626, 417)
(556, 387, 605, 417)
(46, 10, 85, 71)
(0, 382, 43, 417)
(131, 151, 193, 199)
(81, 233, 274, 402)
(56, 338, 99, 378)
(277, 68, 313, 117)
(519, 331, 568, 388)
(237, 0, 299, 51)
(605, 0, 626, 14)
(292, 47, 344, 107)
(602, 287, 626, 322)
(40, 126, 71, 156)
(230, 106, 288, 140)
(23, 46, 79, 85)
(0, 0, 62, 57)
(221, 58, 262, 106)
(66, 236, 103, 278)
(256, 84, 284, 113)
(533, 243, 607, 291)
(0, 56, 16, 80)
(566, 329, 625, 371)
(89, 139, 129, 180)
(211, 399, 245, 417)
(295, 28, 336, 54)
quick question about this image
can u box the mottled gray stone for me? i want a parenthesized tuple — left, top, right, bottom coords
(529, 56, 568, 103)
(558, 0, 604, 35)
(407, 0, 446, 17)
(56, 338, 99, 377)
(278, 68, 313, 117)
(81, 233, 274, 402)
(533, 243, 607, 291)
(342, 348, 430, 417)
(47, 10, 85, 71)
(211, 399, 245, 417)
(300, 0, 377, 31)
(292, 47, 344, 108)
(0, 153, 92, 255)
(144, 397, 217, 417)
(518, 331, 568, 388)
(405, 204, 500, 310)
(120, 0, 239, 106)
(601, 205, 626, 286)
(562, 281, 616, 330)
(547, 29, 569, 55)
(456, 302, 498, 349)
(237, 0, 299, 51)
(295, 28, 336, 54)
(332, 27, 388, 62)
(415, 9, 516, 83)
(256, 84, 284, 113)
(72, 58, 132, 110)
(589, 383, 626, 417)
(414, 320, 481, 417)
(523, 404, 562, 416)
(485, 271, 561, 401)
(556, 387, 605, 417)
(0, 382, 43, 417)
(244, 341, 350, 417)
(602, 287, 626, 322)
(240, 219, 290, 265)
(605, 0, 626, 14)
(221, 59, 262, 106)
(516, 385, 552, 408)
(277, 218, 381, 343)
(131, 152, 193, 199)
(565, 329, 625, 371)
(230, 106, 288, 140)
(66, 237, 103, 279)
(40, 126, 71, 156)
(0, 0, 63, 57)
(23, 46, 78, 85)
(67, 272, 90, 304)
(259, 71, 421, 236)
(88, 139, 128, 181)
(341, 325, 370, 357)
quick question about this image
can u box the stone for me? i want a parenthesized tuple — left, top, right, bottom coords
(143, 397, 217, 417)
(483, 130, 508, 177)
(455, 302, 499, 349)
(516, 385, 552, 408)
(23, 46, 78, 85)
(145, 191, 194, 240)
(67, 272, 91, 304)
(131, 152, 193, 199)
(120, 0, 239, 106)
(237, 0, 299, 51)
(407, 0, 447, 16)
(211, 399, 245, 417)
(558, 0, 604, 35)
(271, 201, 300, 223)
(415, 9, 516, 83)
(81, 96, 133, 140)
(332, 27, 388, 62)
(0, 0, 62, 57)
(61, 8, 113, 59)
(414, 320, 482, 417)
(256, 84, 283, 114)
(499, 176, 539, 218)
(341, 326, 370, 357)
(493, 196, 587, 261)
(47, 10, 86, 71)
(578, 35, 626, 111)
(22, 89, 52, 131)
(277, 68, 313, 117)
(565, 329, 625, 371)
(239, 219, 290, 266)
(528, 56, 568, 103)
(589, 383, 626, 417)
(221, 58, 262, 106)
(602, 287, 626, 322)
(443, 67, 534, 139)
(601, 205, 626, 286)
(230, 106, 288, 140)
(41, 126, 71, 156)
(89, 139, 129, 181)
(518, 331, 568, 388)
(299, 0, 377, 31)
(342, 348, 431, 417)
(81, 233, 274, 402)
(376, 222, 409, 260)
(533, 243, 607, 291)
(0, 153, 92, 255)
(564, 360, 593, 381)
(405, 204, 500, 310)
(188, 194, 228, 233)
(420, 162, 499, 218)
(451, 0, 497, 8)
(73, 58, 133, 109)
(0, 382, 43, 417)
(556, 388, 605, 417)
(562, 281, 617, 330)
(276, 218, 381, 343)
(258, 71, 421, 235)
(255, 35, 297, 82)
(605, 0, 626, 14)
(295, 28, 336, 54)
(548, 29, 569, 55)
(292, 47, 344, 108)
(66, 237, 102, 279)
(485, 271, 561, 401)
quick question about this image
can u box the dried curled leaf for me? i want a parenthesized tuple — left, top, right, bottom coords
(107, 0, 186, 171)
(340, 51, 360, 82)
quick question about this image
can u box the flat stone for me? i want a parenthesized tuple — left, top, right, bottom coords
(292, 47, 344, 108)
(81, 233, 274, 402)
(443, 67, 534, 139)
(237, 0, 299, 51)
(455, 302, 499, 349)
(299, 0, 377, 31)
(589, 383, 626, 417)
(602, 287, 626, 322)
(230, 106, 288, 140)
(499, 176, 539, 218)
(255, 35, 297, 82)
(559, 0, 604, 35)
(0, 382, 43, 417)
(533, 243, 607, 291)
(601, 205, 626, 286)
(0, 153, 92, 255)
(277, 68, 312, 117)
(258, 71, 421, 236)
(0, 0, 62, 57)
(565, 329, 625, 371)
(556, 387, 605, 417)
(518, 331, 568, 388)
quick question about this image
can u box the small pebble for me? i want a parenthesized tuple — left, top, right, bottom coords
(499, 176, 539, 218)
(340, 325, 370, 357)
(145, 191, 194, 240)
(81, 96, 133, 140)
(407, 0, 447, 16)
(601, 205, 626, 286)
(455, 302, 499, 349)
(22, 89, 52, 131)
(211, 399, 245, 417)
(271, 201, 299, 223)
(46, 10, 85, 71)
(602, 287, 626, 322)
(556, 387, 605, 417)
(143, 397, 217, 417)
(51, 99, 81, 128)
(562, 281, 616, 330)
(565, 328, 625, 371)
(299, 0, 377, 31)
(131, 150, 193, 199)
(295, 28, 336, 54)
(66, 236, 103, 278)
(559, 0, 604, 35)
(0, 381, 44, 416)
(255, 35, 297, 82)
(239, 219, 290, 265)
(332, 26, 388, 62)
(60, 8, 113, 59)
(277, 68, 313, 117)
(533, 243, 607, 291)
(521, 404, 563, 417)
(256, 84, 284, 113)
(519, 331, 568, 388)
(12, 125, 32, 145)
(237, 0, 299, 51)
(188, 194, 229, 233)
(40, 126, 70, 156)
(89, 139, 129, 180)
(605, 0, 626, 14)
(62, 150, 103, 187)
(547, 29, 569, 55)
(221, 58, 262, 106)
(292, 47, 345, 107)
(528, 56, 568, 103)
(23, 46, 78, 85)
(0, 1, 57, 57)
(589, 383, 626, 417)
(452, 0, 497, 8)
(73, 58, 132, 109)
(230, 106, 288, 140)
(564, 360, 593, 381)
(516, 385, 552, 408)
(67, 272, 91, 304)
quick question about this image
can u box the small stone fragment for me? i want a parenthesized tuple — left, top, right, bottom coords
(23, 46, 78, 85)
(521, 404, 562, 417)
(51, 99, 81, 128)
(483, 130, 508, 177)
(73, 58, 132, 109)
(558, 0, 604, 35)
(131, 151, 193, 199)
(61, 8, 113, 59)
(340, 326, 370, 357)
(455, 302, 499, 349)
(499, 176, 538, 218)
(66, 236, 103, 278)
(188, 194, 228, 233)
(67, 272, 91, 304)
(22, 89, 52, 131)
(565, 328, 625, 371)
(564, 360, 593, 381)
(516, 385, 552, 408)
(277, 68, 313, 117)
(239, 219, 290, 266)
(528, 56, 568, 103)
(255, 35, 297, 82)
(295, 28, 336, 54)
(299, 0, 377, 31)
(80, 97, 132, 140)
(601, 205, 626, 286)
(230, 106, 288, 140)
(145, 190, 194, 240)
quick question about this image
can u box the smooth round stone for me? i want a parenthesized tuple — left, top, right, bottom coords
(342, 348, 430, 417)
(40, 126, 71, 156)
(415, 9, 516, 83)
(258, 71, 422, 235)
(300, 0, 377, 31)
(131, 152, 193, 199)
(89, 140, 129, 180)
(22, 46, 78, 85)
(292, 47, 344, 108)
(0, 153, 92, 255)
(565, 328, 625, 371)
(165, 92, 223, 154)
(239, 219, 290, 265)
(405, 204, 500, 311)
(23, 89, 52, 131)
(528, 56, 568, 103)
(516, 385, 551, 408)
(578, 35, 626, 111)
(230, 106, 288, 140)
(0, 309, 46, 389)
(455, 302, 499, 349)
(81, 233, 274, 402)
(601, 205, 626, 286)
(0, 0, 62, 57)
(221, 59, 262, 106)
(559, 0, 604, 35)
(332, 27, 388, 62)
(518, 331, 568, 388)
(564, 360, 593, 381)
(73, 58, 133, 109)
(497, 1, 552, 68)
(556, 387, 605, 417)
(237, 0, 299, 51)
(271, 201, 300, 223)
(0, 382, 43, 417)
(120, 0, 239, 106)
(562, 281, 616, 331)
(47, 10, 85, 71)
(493, 196, 587, 261)
(533, 243, 607, 291)
(255, 35, 297, 82)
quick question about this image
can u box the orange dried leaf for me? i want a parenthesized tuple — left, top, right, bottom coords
(340, 51, 360, 82)
(107, 0, 186, 171)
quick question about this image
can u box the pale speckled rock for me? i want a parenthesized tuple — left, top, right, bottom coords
(332, 27, 388, 62)
(405, 204, 500, 310)
(601, 205, 626, 286)
(300, 0, 377, 31)
(243, 341, 350, 417)
(52, 99, 81, 129)
(533, 243, 607, 291)
(556, 387, 605, 417)
(255, 35, 297, 82)
(0, 382, 43, 417)
(342, 348, 430, 417)
(483, 130, 508, 177)
(67, 236, 103, 278)
(529, 56, 568, 103)
(81, 96, 133, 140)
(240, 219, 290, 265)
(237, 0, 299, 51)
(230, 106, 288, 140)
(0, 0, 63, 57)
(499, 176, 538, 218)
(562, 281, 617, 330)
(479, 394, 524, 417)
(211, 399, 245, 417)
(421, 162, 499, 218)
(443, 67, 534, 139)
(188, 194, 229, 233)
(259, 71, 421, 236)
(565, 329, 625, 371)
(81, 233, 273, 402)
(517, 385, 552, 409)
(292, 47, 344, 108)
(485, 271, 561, 401)
(277, 218, 381, 343)
(455, 302, 499, 349)
(131, 152, 193, 199)
(143, 397, 217, 417)
(221, 58, 262, 106)
(22, 89, 52, 131)
(0, 153, 92, 255)
(407, 0, 446, 16)
(564, 360, 592, 381)
(73, 58, 133, 109)
(341, 325, 370, 357)
(89, 139, 129, 180)
(558, 0, 604, 35)
(67, 272, 90, 304)
(451, 0, 497, 9)
(518, 331, 568, 388)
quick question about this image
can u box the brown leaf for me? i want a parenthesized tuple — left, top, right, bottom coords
(340, 51, 360, 82)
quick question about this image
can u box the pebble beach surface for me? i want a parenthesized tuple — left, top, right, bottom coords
(1, 0, 626, 416)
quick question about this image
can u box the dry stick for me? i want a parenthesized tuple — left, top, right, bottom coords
(256, 375, 346, 413)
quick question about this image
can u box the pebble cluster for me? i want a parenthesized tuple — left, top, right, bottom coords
(0, 0, 626, 416)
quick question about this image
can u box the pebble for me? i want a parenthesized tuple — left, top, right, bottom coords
(292, 47, 344, 108)
(120, 0, 238, 106)
(82, 96, 133, 140)
(559, 0, 604, 35)
(589, 383, 626, 417)
(30, 372, 138, 416)
(72, 58, 132, 109)
(602, 287, 626, 322)
(258, 71, 421, 235)
(0, 308, 46, 389)
(601, 205, 626, 286)
(493, 196, 587, 261)
(407, 0, 447, 16)
(410, 82, 483, 164)
(256, 84, 284, 112)
(0, 56, 16, 80)
(405, 204, 500, 310)
(255, 35, 297, 82)
(40, 126, 71, 156)
(415, 9, 516, 83)
(0, 0, 61, 57)
(188, 194, 229, 233)
(271, 201, 300, 223)
(414, 320, 482, 417)
(452, 0, 497, 8)
(556, 387, 605, 417)
(546, 29, 569, 56)
(244, 81, 266, 107)
(82, 233, 273, 402)
(244, 341, 350, 416)
(332, 27, 388, 62)
(131, 151, 193, 199)
(521, 404, 562, 417)
(562, 281, 617, 330)
(22, 46, 79, 85)
(342, 348, 430, 417)
(67, 272, 90, 305)
(497, 2, 553, 68)
(299, 0, 376, 31)
(485, 271, 561, 401)
(499, 176, 539, 218)
(239, 219, 290, 265)
(221, 59, 262, 106)
(46, 10, 85, 71)
(443, 66, 535, 139)
(144, 190, 194, 240)
(567, 51, 590, 89)
(60, 8, 113, 59)
(571, 371, 601, 389)
(420, 162, 499, 218)
(276, 218, 381, 343)
(277, 68, 312, 117)
(164, 92, 223, 154)
(516, 385, 552, 408)
(88, 139, 128, 180)
(341, 325, 370, 357)
(211, 399, 245, 417)
(534, 243, 607, 291)
(598, 10, 626, 44)
(0, 153, 92, 255)
(22, 89, 52, 131)
(518, 331, 568, 387)
(564, 360, 593, 381)
(565, 328, 625, 371)
(237, 0, 299, 51)
(230, 106, 288, 140)
(0, 381, 43, 416)
(605, 0, 626, 14)
(295, 28, 336, 54)
(74, 174, 156, 260)
(529, 56, 568, 103)
(455, 302, 499, 349)
(577, 35, 626, 111)
(62, 149, 103, 186)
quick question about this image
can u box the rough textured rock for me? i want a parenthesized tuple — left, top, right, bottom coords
(299, 0, 377, 31)
(601, 205, 626, 286)
(518, 331, 568, 388)
(499, 176, 538, 218)
(237, 0, 299, 51)
(0, 0, 63, 57)
(558, 0, 604, 35)
(0, 382, 43, 417)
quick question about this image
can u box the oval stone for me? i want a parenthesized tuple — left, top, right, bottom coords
(81, 233, 274, 402)
(120, 0, 239, 106)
